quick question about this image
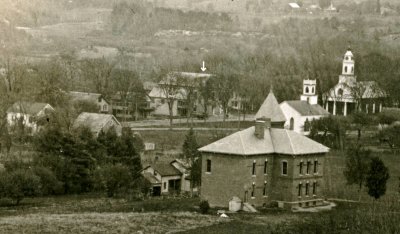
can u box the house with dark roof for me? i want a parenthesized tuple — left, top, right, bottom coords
(69, 91, 110, 114)
(72, 112, 122, 137)
(141, 161, 183, 196)
(6, 101, 54, 133)
(323, 48, 386, 116)
(280, 79, 330, 134)
(199, 91, 329, 209)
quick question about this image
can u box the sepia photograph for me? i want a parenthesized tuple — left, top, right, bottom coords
(0, 0, 399, 233)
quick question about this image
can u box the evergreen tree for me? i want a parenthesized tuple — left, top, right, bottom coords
(182, 128, 201, 194)
(343, 145, 371, 200)
(366, 157, 389, 200)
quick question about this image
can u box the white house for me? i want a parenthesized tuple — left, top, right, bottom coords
(280, 79, 330, 134)
(6, 102, 54, 133)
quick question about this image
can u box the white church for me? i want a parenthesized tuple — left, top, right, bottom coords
(323, 48, 386, 116)
(280, 79, 330, 134)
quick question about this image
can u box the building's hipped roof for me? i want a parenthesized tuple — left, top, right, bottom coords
(283, 101, 330, 116)
(7, 102, 52, 115)
(199, 127, 329, 156)
(72, 112, 120, 133)
(255, 91, 287, 122)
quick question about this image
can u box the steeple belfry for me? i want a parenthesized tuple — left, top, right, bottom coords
(300, 79, 318, 105)
(339, 47, 357, 84)
(342, 48, 354, 76)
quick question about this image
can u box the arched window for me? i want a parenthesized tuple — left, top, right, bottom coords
(345, 56, 349, 60)
(311, 87, 315, 94)
(290, 117, 294, 130)
(344, 66, 348, 73)
(305, 87, 309, 93)
(337, 89, 343, 96)
(351, 66, 354, 73)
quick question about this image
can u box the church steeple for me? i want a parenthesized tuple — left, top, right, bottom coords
(339, 47, 357, 84)
(300, 79, 318, 105)
(342, 47, 354, 76)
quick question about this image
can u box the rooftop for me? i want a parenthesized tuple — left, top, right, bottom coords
(72, 112, 120, 134)
(199, 126, 329, 156)
(254, 91, 287, 122)
(69, 91, 106, 104)
(7, 102, 52, 116)
(145, 163, 182, 177)
(283, 101, 330, 116)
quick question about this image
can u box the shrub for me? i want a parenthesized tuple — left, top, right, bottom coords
(0, 169, 41, 205)
(199, 200, 210, 214)
(32, 166, 64, 195)
(94, 164, 133, 197)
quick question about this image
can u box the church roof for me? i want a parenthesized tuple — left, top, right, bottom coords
(255, 91, 286, 122)
(282, 101, 330, 116)
(199, 127, 329, 156)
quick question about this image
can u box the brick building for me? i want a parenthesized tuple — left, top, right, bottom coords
(199, 92, 329, 209)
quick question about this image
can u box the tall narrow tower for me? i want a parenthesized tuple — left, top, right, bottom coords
(339, 48, 356, 84)
(300, 79, 318, 105)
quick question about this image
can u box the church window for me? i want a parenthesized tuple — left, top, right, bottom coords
(337, 89, 343, 96)
(290, 118, 294, 130)
(351, 66, 354, 73)
(311, 87, 315, 93)
(344, 66, 348, 73)
(305, 87, 309, 93)
(345, 56, 349, 60)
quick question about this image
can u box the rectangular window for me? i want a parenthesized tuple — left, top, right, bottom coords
(251, 183, 255, 198)
(252, 160, 256, 176)
(264, 160, 268, 174)
(314, 160, 318, 173)
(282, 161, 288, 175)
(206, 159, 211, 173)
(298, 183, 302, 197)
(306, 161, 311, 174)
(305, 182, 309, 196)
(263, 181, 267, 196)
(299, 161, 303, 175)
(313, 182, 317, 195)
(163, 182, 167, 190)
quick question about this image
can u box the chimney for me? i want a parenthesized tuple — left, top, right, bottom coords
(255, 120, 265, 139)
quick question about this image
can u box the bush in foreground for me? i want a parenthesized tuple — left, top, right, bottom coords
(199, 200, 210, 214)
(0, 169, 41, 205)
